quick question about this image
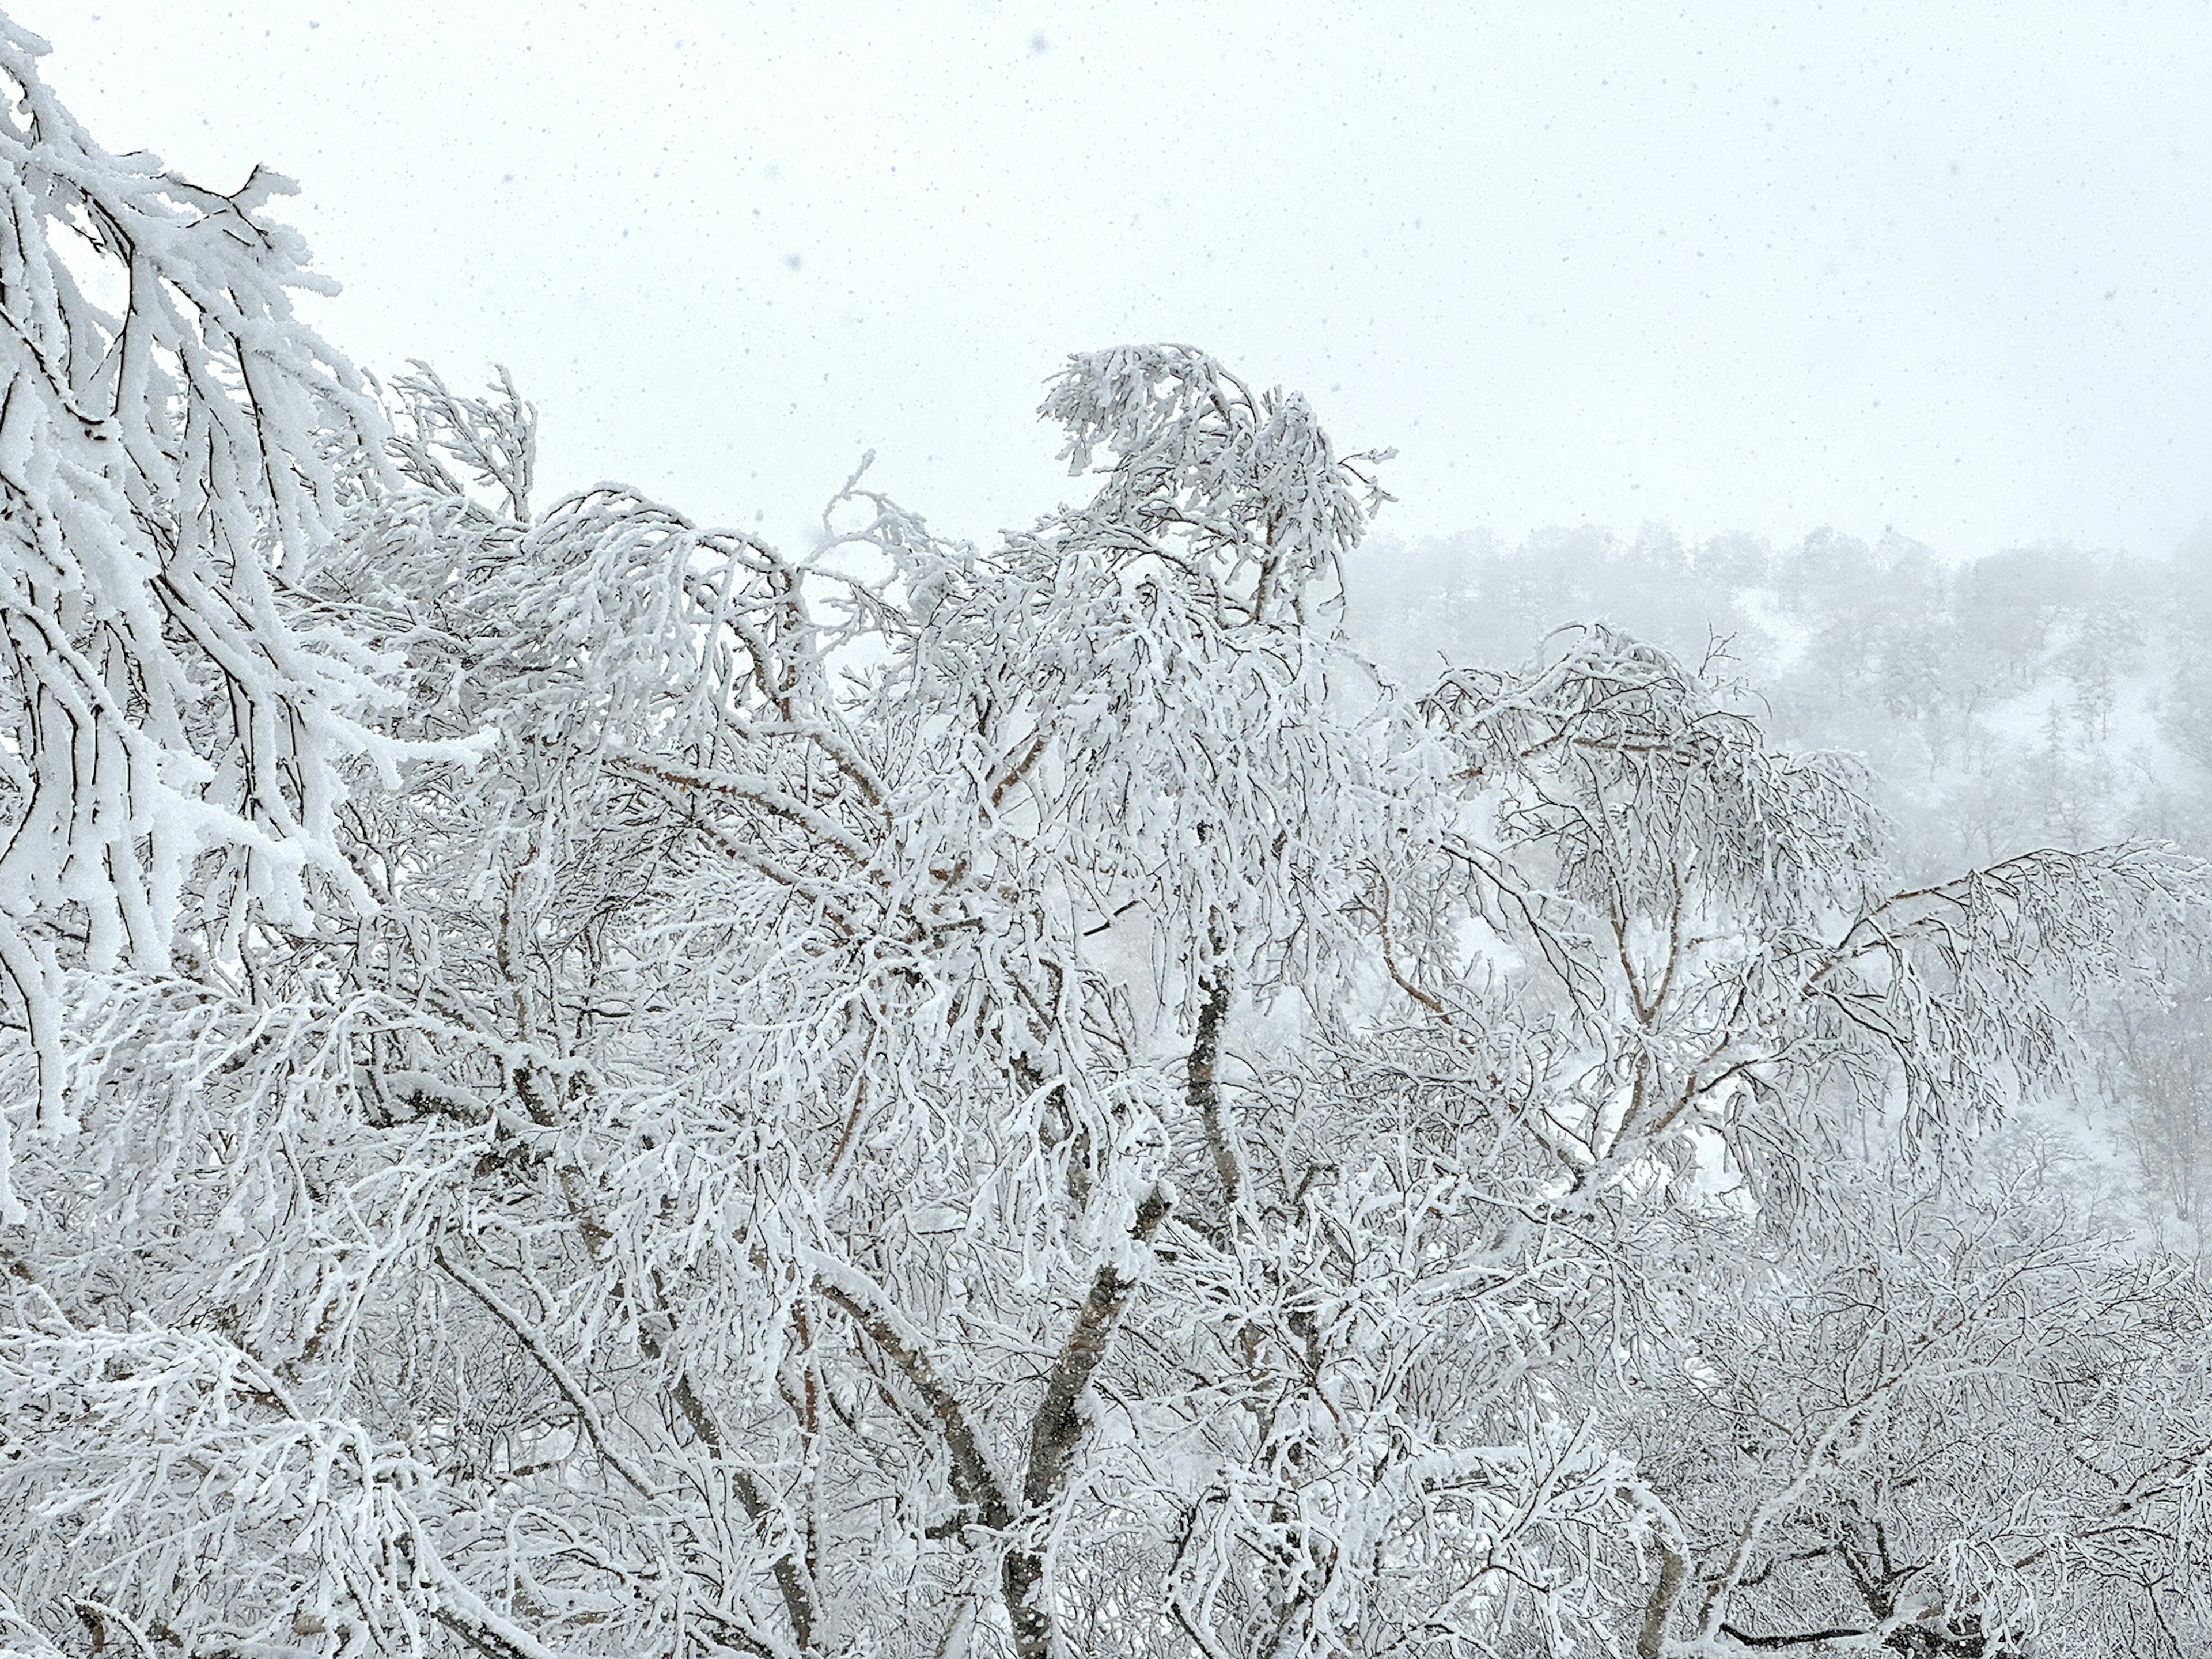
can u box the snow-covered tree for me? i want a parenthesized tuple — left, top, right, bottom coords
(3, 23, 2207, 1659)
(0, 18, 454, 1202)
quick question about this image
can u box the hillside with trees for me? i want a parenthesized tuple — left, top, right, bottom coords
(2, 20, 2209, 1659)
(1355, 524, 2212, 1240)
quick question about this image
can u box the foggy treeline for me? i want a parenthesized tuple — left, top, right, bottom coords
(1357, 526, 2212, 1240)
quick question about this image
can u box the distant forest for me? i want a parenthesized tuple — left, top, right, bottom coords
(1357, 524, 2212, 1236)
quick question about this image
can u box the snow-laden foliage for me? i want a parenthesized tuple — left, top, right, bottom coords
(3, 29, 2210, 1659)
(1623, 1142, 2212, 1657)
(0, 18, 470, 1191)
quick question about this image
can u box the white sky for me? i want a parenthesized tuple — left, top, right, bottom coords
(25, 2, 2212, 564)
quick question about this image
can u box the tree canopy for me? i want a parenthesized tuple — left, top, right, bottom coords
(2, 21, 2209, 1659)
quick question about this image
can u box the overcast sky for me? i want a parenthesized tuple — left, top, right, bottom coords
(26, 2, 2212, 565)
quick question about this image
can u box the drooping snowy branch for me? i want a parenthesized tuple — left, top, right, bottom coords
(0, 20, 479, 1176)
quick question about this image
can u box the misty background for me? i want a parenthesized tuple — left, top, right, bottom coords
(27, 2, 2212, 557)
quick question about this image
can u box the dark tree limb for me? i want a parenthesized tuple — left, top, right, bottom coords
(1188, 970, 1241, 1214)
(810, 1267, 1013, 1534)
(1004, 1184, 1174, 1658)
(1639, 1538, 1688, 1659)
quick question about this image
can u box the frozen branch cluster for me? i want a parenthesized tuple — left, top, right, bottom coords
(2, 25, 2208, 1659)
